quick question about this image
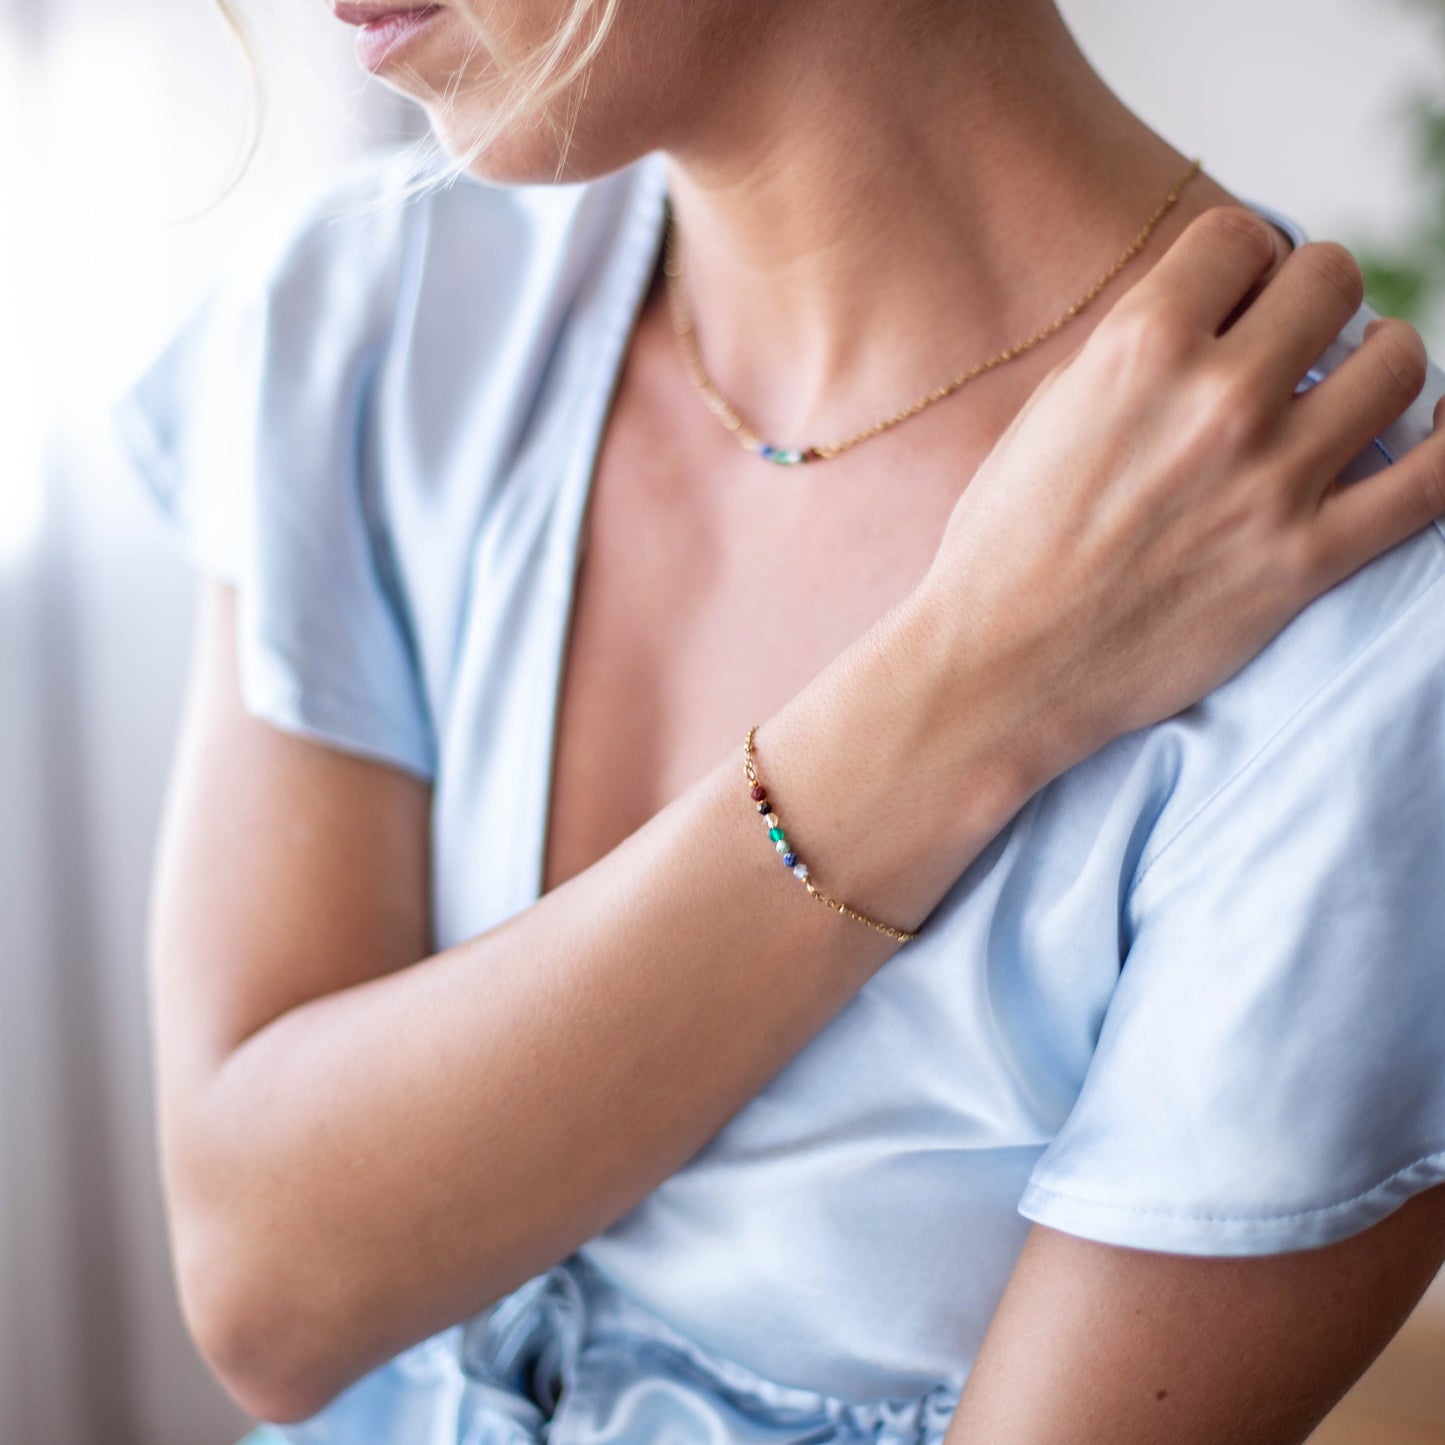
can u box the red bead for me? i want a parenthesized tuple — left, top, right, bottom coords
(749, 784, 766, 800)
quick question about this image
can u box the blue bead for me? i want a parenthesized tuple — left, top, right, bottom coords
(758, 443, 774, 458)
(783, 851, 796, 866)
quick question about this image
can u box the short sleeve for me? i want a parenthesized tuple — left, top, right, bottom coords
(110, 154, 437, 782)
(1018, 541, 1445, 1255)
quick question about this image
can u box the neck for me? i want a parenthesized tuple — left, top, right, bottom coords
(657, 0, 1229, 450)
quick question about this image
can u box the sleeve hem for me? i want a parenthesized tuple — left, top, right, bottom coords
(245, 646, 437, 783)
(1017, 1149, 1445, 1256)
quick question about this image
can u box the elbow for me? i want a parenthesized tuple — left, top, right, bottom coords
(161, 1056, 418, 1426)
(173, 1220, 349, 1427)
(162, 1085, 356, 1424)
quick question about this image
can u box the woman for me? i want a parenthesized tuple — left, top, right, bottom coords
(112, 0, 1445, 1441)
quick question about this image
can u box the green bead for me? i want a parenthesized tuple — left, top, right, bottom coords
(768, 826, 784, 841)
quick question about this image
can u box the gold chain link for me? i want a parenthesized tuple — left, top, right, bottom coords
(665, 157, 1204, 464)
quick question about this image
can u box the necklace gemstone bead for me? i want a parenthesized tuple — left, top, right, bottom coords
(758, 443, 812, 465)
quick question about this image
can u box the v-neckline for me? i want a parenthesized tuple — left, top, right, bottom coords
(521, 160, 1312, 904)
(529, 151, 672, 903)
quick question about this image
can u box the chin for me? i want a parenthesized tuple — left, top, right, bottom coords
(410, 95, 652, 187)
(423, 110, 586, 185)
(358, 1, 673, 187)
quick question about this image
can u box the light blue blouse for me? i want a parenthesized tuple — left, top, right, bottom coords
(112, 146, 1445, 1445)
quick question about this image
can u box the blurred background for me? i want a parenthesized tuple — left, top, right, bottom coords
(2, 0, 1443, 1441)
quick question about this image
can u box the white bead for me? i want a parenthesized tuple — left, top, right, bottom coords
(765, 812, 779, 827)
(793, 863, 808, 879)
(775, 840, 787, 853)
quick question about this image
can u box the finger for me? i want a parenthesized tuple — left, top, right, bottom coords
(1284, 315, 1428, 484)
(1307, 390, 1445, 589)
(1215, 222, 1295, 336)
(1128, 205, 1288, 339)
(1219, 240, 1368, 399)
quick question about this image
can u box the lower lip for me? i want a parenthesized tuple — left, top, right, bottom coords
(355, 6, 441, 72)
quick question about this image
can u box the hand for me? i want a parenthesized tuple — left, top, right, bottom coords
(917, 205, 1445, 778)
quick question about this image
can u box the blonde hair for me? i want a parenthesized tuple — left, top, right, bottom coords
(207, 0, 621, 212)
(208, 0, 265, 211)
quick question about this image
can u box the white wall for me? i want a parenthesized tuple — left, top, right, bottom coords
(2, 2, 1441, 1444)
(1064, 0, 1440, 253)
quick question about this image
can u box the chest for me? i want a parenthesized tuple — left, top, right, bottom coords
(539, 285, 1003, 896)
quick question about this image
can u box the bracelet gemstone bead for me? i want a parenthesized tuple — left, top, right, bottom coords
(742, 724, 917, 945)
(748, 781, 808, 878)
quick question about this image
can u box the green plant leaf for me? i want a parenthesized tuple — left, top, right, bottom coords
(1358, 253, 1432, 322)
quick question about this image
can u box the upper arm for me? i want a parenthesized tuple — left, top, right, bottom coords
(149, 576, 433, 1166)
(948, 1191, 1445, 1445)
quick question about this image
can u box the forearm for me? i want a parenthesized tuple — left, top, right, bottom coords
(181, 583, 1056, 1420)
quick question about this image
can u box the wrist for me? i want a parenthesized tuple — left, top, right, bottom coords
(750, 578, 1083, 941)
(877, 579, 1078, 837)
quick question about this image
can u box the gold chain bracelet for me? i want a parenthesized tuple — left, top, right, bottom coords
(743, 724, 921, 943)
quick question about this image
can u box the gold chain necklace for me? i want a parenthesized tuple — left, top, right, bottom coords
(662, 156, 1203, 465)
